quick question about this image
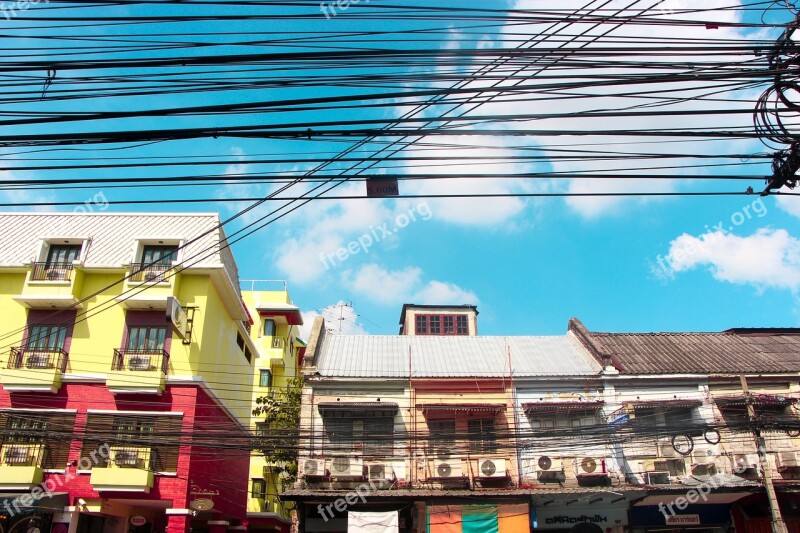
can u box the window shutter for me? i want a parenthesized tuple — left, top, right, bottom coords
(154, 415, 183, 472)
(44, 413, 76, 469)
(81, 414, 115, 468)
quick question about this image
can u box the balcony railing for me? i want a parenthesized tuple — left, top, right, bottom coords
(7, 347, 68, 372)
(97, 446, 156, 470)
(112, 349, 169, 375)
(30, 262, 73, 282)
(129, 263, 171, 283)
(1, 443, 47, 467)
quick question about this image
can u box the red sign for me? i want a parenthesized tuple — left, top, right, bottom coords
(665, 515, 700, 525)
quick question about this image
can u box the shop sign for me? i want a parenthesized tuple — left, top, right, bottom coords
(665, 514, 700, 525)
(536, 506, 628, 529)
(129, 517, 147, 527)
(190, 499, 214, 511)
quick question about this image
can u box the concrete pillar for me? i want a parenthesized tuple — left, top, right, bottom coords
(166, 515, 189, 533)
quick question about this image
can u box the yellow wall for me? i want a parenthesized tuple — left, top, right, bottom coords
(0, 268, 255, 426)
(241, 289, 302, 521)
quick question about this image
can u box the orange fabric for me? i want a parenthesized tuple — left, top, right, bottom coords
(498, 504, 529, 533)
(428, 505, 462, 533)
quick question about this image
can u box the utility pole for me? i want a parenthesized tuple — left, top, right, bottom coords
(740, 375, 788, 533)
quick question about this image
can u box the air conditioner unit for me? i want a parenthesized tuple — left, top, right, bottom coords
(144, 271, 164, 282)
(577, 456, 606, 475)
(128, 356, 152, 371)
(732, 454, 759, 472)
(477, 458, 506, 478)
(692, 450, 711, 465)
(330, 456, 364, 478)
(430, 459, 462, 478)
(778, 451, 800, 469)
(113, 449, 142, 468)
(3, 446, 33, 466)
(644, 471, 671, 485)
(26, 352, 52, 369)
(300, 458, 327, 478)
(534, 456, 563, 472)
(367, 462, 394, 480)
(659, 442, 682, 459)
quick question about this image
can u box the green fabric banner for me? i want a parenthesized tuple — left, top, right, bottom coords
(462, 504, 498, 533)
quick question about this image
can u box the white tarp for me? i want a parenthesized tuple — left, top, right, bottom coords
(347, 511, 399, 532)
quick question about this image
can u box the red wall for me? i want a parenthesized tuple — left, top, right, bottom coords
(0, 383, 248, 523)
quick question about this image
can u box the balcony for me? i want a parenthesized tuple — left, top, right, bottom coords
(106, 349, 169, 394)
(30, 262, 74, 282)
(14, 263, 84, 309)
(129, 263, 172, 284)
(1, 347, 68, 393)
(119, 263, 181, 310)
(90, 446, 155, 492)
(0, 443, 46, 489)
(265, 337, 288, 368)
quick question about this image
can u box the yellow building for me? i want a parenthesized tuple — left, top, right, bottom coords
(0, 212, 258, 533)
(241, 281, 304, 533)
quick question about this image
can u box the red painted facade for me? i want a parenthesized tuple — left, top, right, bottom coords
(0, 383, 249, 533)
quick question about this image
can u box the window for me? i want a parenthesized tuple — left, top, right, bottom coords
(112, 417, 155, 442)
(263, 319, 276, 336)
(259, 369, 272, 388)
(666, 407, 694, 426)
(364, 418, 394, 456)
(324, 418, 353, 452)
(140, 245, 178, 268)
(27, 325, 67, 352)
(415, 314, 470, 336)
(468, 418, 497, 453)
(428, 419, 456, 456)
(633, 407, 658, 427)
(323, 416, 394, 455)
(530, 410, 599, 430)
(126, 326, 167, 353)
(237, 334, 245, 350)
(251, 479, 267, 499)
(6, 416, 47, 445)
(46, 245, 81, 266)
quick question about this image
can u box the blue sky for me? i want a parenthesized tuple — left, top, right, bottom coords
(2, 0, 799, 337)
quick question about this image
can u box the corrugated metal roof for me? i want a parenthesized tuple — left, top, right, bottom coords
(0, 213, 239, 287)
(314, 333, 602, 378)
(582, 329, 800, 375)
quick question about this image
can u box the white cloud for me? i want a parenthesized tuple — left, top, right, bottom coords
(777, 195, 800, 218)
(662, 228, 800, 291)
(342, 263, 479, 305)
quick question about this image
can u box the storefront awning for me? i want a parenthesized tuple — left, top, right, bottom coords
(626, 399, 702, 409)
(318, 402, 398, 417)
(0, 492, 68, 511)
(716, 394, 796, 409)
(420, 403, 506, 414)
(523, 401, 603, 414)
